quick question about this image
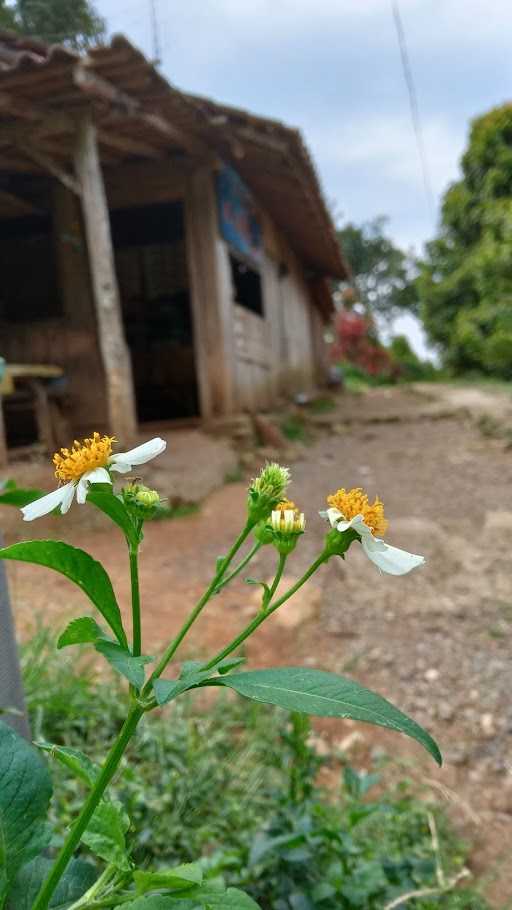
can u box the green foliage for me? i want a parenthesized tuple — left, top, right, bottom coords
(0, 721, 52, 903)
(9, 0, 105, 49)
(212, 667, 441, 765)
(418, 105, 512, 377)
(5, 857, 96, 910)
(0, 540, 127, 647)
(280, 415, 310, 444)
(18, 636, 485, 910)
(337, 217, 419, 319)
(0, 480, 44, 508)
(388, 335, 437, 382)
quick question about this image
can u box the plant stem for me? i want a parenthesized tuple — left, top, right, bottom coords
(214, 540, 262, 593)
(202, 551, 328, 672)
(31, 706, 144, 910)
(129, 544, 142, 657)
(265, 552, 287, 605)
(66, 865, 117, 910)
(143, 520, 254, 693)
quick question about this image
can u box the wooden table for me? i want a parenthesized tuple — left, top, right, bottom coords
(0, 363, 67, 462)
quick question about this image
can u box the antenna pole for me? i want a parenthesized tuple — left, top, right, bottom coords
(149, 0, 161, 66)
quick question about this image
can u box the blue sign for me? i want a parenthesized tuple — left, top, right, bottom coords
(216, 165, 263, 265)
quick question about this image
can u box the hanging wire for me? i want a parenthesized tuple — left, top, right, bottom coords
(391, 0, 435, 223)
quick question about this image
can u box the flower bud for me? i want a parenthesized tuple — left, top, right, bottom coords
(248, 463, 291, 522)
(266, 500, 305, 555)
(122, 482, 161, 518)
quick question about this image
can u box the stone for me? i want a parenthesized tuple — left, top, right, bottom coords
(425, 668, 440, 682)
(480, 713, 496, 738)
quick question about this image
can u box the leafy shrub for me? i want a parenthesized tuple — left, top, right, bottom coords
(21, 629, 488, 909)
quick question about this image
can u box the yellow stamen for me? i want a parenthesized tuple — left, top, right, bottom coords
(272, 500, 305, 533)
(327, 487, 388, 537)
(53, 432, 115, 483)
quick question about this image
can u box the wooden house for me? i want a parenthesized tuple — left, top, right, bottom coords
(0, 32, 348, 465)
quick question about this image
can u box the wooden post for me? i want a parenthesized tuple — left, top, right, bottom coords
(184, 166, 236, 417)
(74, 115, 137, 444)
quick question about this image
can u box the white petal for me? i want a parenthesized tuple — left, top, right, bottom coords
(76, 467, 112, 504)
(110, 437, 166, 472)
(361, 534, 425, 576)
(319, 507, 343, 527)
(21, 483, 75, 521)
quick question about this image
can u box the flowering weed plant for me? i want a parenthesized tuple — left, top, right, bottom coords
(0, 436, 440, 910)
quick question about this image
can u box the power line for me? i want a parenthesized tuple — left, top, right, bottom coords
(391, 0, 435, 223)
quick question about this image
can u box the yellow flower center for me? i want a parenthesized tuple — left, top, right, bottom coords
(272, 500, 305, 533)
(53, 432, 115, 483)
(327, 487, 388, 537)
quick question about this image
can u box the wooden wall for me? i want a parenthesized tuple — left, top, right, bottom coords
(0, 183, 108, 440)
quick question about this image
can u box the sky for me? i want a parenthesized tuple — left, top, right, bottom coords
(96, 0, 512, 355)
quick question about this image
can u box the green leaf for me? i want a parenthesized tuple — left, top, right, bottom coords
(215, 657, 246, 675)
(0, 483, 45, 508)
(134, 863, 203, 895)
(35, 743, 100, 787)
(0, 721, 52, 903)
(95, 641, 153, 689)
(154, 657, 246, 706)
(122, 886, 261, 909)
(81, 801, 130, 871)
(211, 668, 442, 766)
(153, 674, 205, 707)
(245, 578, 271, 600)
(86, 489, 140, 547)
(57, 616, 107, 649)
(5, 856, 96, 910)
(0, 540, 127, 647)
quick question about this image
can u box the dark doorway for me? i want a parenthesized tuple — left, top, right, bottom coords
(111, 201, 199, 422)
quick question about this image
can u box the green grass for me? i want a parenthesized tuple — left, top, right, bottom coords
(280, 415, 311, 444)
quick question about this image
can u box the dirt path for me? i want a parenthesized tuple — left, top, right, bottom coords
(4, 385, 512, 905)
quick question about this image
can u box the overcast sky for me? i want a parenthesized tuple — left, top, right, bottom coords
(96, 0, 511, 354)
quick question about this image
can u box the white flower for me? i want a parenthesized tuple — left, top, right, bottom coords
(321, 507, 425, 576)
(21, 436, 166, 521)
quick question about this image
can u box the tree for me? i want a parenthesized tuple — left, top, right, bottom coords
(418, 105, 512, 377)
(0, 0, 17, 29)
(3, 0, 105, 49)
(337, 216, 419, 320)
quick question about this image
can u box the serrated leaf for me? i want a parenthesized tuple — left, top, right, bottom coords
(0, 540, 127, 647)
(5, 856, 97, 910)
(210, 668, 442, 765)
(0, 721, 52, 903)
(121, 886, 261, 909)
(134, 862, 202, 895)
(57, 616, 107, 649)
(86, 489, 140, 547)
(81, 801, 130, 871)
(95, 641, 153, 689)
(36, 743, 100, 787)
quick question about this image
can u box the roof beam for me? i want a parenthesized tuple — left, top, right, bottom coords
(17, 141, 80, 195)
(96, 128, 163, 160)
(73, 64, 204, 155)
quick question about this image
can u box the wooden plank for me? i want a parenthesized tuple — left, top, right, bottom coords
(104, 157, 190, 208)
(74, 115, 137, 443)
(18, 141, 80, 195)
(74, 65, 204, 155)
(184, 165, 236, 417)
(97, 128, 163, 160)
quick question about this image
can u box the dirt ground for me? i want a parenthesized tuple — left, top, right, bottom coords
(3, 384, 512, 906)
